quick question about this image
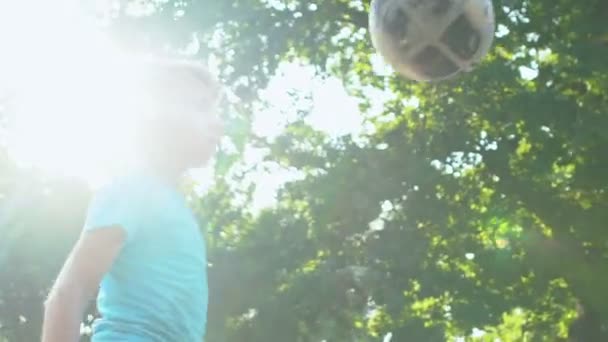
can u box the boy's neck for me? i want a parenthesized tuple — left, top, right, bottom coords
(134, 159, 186, 188)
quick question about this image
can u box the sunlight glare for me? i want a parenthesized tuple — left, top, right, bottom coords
(2, 1, 137, 187)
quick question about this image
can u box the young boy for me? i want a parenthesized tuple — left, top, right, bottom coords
(41, 58, 224, 341)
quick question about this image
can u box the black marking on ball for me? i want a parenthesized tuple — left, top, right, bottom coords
(412, 45, 459, 79)
(440, 14, 481, 59)
(411, 0, 425, 8)
(383, 7, 410, 43)
(432, 0, 452, 16)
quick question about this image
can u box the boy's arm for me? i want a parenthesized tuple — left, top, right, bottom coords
(42, 226, 126, 342)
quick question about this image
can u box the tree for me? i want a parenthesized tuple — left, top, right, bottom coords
(0, 150, 90, 341)
(194, 0, 607, 339)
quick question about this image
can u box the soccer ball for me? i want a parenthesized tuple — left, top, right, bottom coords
(369, 0, 495, 82)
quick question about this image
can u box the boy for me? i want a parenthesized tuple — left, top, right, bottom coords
(41, 58, 224, 341)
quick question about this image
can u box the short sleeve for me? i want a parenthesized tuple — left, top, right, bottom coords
(83, 178, 144, 243)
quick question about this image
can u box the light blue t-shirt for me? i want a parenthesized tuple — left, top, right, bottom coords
(83, 172, 208, 341)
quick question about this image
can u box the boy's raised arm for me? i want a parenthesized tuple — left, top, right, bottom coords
(41, 227, 126, 342)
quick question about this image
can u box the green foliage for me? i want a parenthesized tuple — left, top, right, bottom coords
(0, 153, 90, 341)
(1, 0, 607, 341)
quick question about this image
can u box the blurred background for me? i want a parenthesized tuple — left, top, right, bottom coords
(0, 0, 607, 341)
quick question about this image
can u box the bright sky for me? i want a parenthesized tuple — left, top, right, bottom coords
(0, 1, 133, 181)
(245, 63, 366, 209)
(0, 1, 382, 211)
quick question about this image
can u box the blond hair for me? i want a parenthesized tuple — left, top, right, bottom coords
(139, 58, 222, 101)
(114, 57, 224, 122)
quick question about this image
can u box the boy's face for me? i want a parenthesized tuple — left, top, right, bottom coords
(149, 72, 224, 169)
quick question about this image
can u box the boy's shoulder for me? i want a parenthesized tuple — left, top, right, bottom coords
(84, 173, 167, 240)
(95, 173, 141, 196)
(93, 172, 163, 204)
